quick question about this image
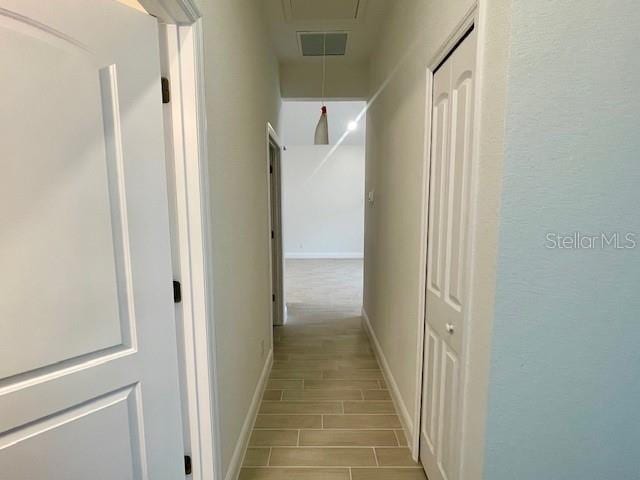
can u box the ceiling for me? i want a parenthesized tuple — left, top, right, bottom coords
(265, 0, 391, 65)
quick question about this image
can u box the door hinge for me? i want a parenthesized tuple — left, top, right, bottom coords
(184, 455, 192, 475)
(272, 293, 276, 302)
(269, 164, 273, 174)
(173, 280, 182, 303)
(271, 230, 275, 239)
(161, 77, 171, 104)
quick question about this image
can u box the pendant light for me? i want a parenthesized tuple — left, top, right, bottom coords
(314, 32, 329, 145)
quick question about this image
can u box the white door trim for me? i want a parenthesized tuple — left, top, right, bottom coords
(266, 123, 285, 332)
(414, 1, 484, 471)
(145, 1, 222, 479)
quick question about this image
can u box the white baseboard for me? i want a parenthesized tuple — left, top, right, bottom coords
(361, 307, 414, 450)
(285, 252, 364, 259)
(224, 349, 273, 480)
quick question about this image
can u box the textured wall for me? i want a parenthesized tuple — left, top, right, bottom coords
(484, 1, 640, 478)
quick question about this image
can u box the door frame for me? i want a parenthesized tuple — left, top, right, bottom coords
(266, 123, 285, 329)
(139, 1, 221, 479)
(414, 2, 490, 476)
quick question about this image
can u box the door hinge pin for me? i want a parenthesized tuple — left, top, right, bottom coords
(184, 455, 192, 475)
(161, 77, 171, 104)
(173, 280, 182, 303)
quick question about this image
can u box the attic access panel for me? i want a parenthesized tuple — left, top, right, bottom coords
(284, 0, 363, 21)
(299, 32, 348, 56)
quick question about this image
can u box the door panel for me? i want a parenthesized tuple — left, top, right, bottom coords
(426, 85, 450, 299)
(1, 17, 126, 379)
(0, 1, 184, 478)
(1, 387, 144, 479)
(420, 28, 476, 480)
(422, 327, 440, 451)
(446, 74, 474, 312)
(437, 344, 460, 478)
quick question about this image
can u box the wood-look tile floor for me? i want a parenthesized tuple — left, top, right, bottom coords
(240, 260, 427, 480)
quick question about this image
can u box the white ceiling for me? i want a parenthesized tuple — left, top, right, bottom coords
(280, 101, 367, 146)
(265, 0, 390, 65)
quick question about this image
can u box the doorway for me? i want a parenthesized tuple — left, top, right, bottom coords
(419, 21, 478, 480)
(267, 125, 285, 327)
(278, 100, 366, 325)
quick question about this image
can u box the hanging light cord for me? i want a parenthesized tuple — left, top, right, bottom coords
(321, 32, 326, 106)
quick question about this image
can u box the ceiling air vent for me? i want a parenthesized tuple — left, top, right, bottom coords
(299, 32, 348, 56)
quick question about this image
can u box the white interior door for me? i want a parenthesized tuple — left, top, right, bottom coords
(420, 28, 477, 480)
(0, 1, 185, 478)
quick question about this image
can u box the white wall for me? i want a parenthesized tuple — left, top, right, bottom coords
(282, 145, 365, 258)
(199, 0, 281, 476)
(280, 101, 365, 259)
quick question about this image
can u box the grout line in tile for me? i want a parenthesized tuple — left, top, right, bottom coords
(252, 446, 407, 450)
(245, 466, 424, 470)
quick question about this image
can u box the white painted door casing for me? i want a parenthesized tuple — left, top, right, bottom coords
(0, 1, 184, 478)
(420, 28, 477, 480)
(269, 137, 285, 327)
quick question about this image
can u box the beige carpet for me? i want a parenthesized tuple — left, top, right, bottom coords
(239, 259, 426, 480)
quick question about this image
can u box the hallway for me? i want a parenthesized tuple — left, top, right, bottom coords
(239, 260, 426, 479)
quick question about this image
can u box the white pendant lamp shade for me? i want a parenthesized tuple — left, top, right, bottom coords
(314, 105, 329, 145)
(314, 32, 329, 145)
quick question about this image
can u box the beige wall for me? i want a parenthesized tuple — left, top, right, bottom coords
(115, 0, 146, 12)
(280, 60, 369, 100)
(199, 0, 281, 476)
(363, 3, 508, 470)
(364, 0, 475, 435)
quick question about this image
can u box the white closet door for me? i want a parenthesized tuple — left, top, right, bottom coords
(420, 28, 477, 480)
(0, 1, 184, 478)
